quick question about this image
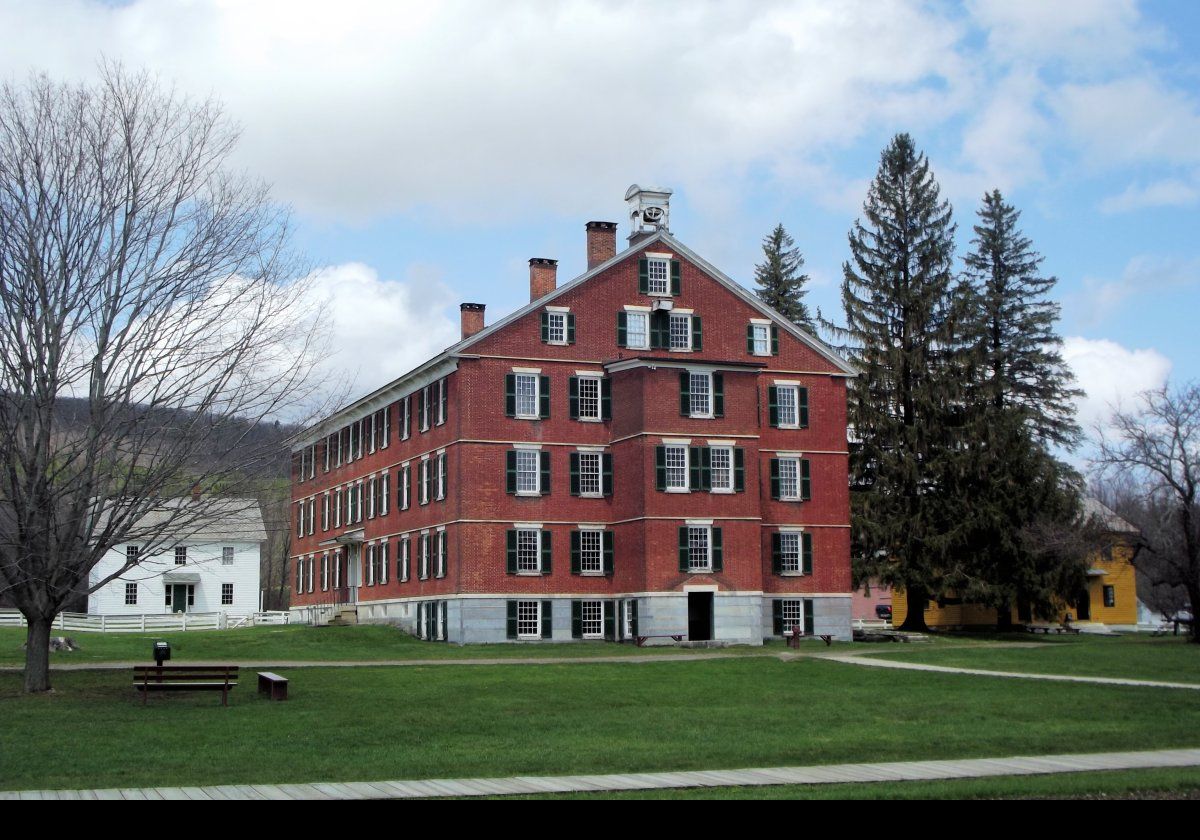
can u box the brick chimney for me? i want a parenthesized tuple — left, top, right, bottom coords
(529, 258, 557, 302)
(586, 221, 617, 269)
(460, 302, 486, 339)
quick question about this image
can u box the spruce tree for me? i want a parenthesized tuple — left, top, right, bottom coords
(839, 133, 966, 633)
(754, 223, 813, 329)
(962, 190, 1083, 449)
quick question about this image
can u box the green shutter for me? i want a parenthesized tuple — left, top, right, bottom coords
(603, 600, 616, 641)
(678, 527, 689, 572)
(505, 451, 516, 494)
(772, 533, 783, 575)
(570, 531, 581, 575)
(568, 376, 580, 420)
(542, 600, 553, 639)
(569, 452, 580, 496)
(771, 324, 779, 355)
(602, 453, 613, 497)
(650, 310, 666, 349)
(601, 378, 612, 420)
(616, 311, 628, 347)
(689, 446, 702, 491)
(711, 527, 723, 572)
(770, 458, 781, 499)
(540, 311, 549, 343)
(638, 258, 649, 294)
(691, 316, 702, 351)
(572, 600, 582, 638)
(746, 324, 755, 354)
(539, 375, 550, 418)
(768, 385, 779, 427)
(505, 374, 516, 417)
(802, 532, 813, 575)
(566, 313, 576, 344)
(655, 446, 666, 491)
(801, 458, 811, 501)
(540, 450, 551, 495)
(506, 601, 518, 639)
(772, 600, 784, 635)
(506, 530, 517, 575)
(713, 373, 724, 417)
(629, 600, 639, 637)
(440, 379, 448, 424)
(603, 531, 614, 575)
(733, 447, 745, 492)
(804, 599, 815, 635)
(799, 386, 809, 428)
(541, 530, 552, 575)
(670, 259, 681, 295)
(679, 371, 690, 415)
(700, 446, 712, 491)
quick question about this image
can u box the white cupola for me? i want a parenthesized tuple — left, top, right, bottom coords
(625, 184, 672, 241)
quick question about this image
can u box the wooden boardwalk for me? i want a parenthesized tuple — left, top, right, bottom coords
(4, 748, 1199, 799)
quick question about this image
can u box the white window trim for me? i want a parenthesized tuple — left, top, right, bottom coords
(575, 373, 604, 423)
(751, 321, 772, 356)
(622, 305, 652, 350)
(645, 252, 673, 296)
(514, 447, 542, 497)
(513, 370, 541, 420)
(686, 524, 713, 573)
(668, 310, 694, 352)
(514, 524, 545, 576)
(545, 308, 570, 346)
(580, 600, 605, 639)
(778, 528, 806, 577)
(777, 455, 803, 502)
(708, 444, 735, 495)
(577, 527, 605, 577)
(688, 369, 714, 419)
(774, 381, 802, 429)
(576, 450, 604, 498)
(664, 443, 689, 494)
(516, 599, 543, 640)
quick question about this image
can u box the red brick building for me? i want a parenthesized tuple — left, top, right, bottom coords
(289, 186, 855, 643)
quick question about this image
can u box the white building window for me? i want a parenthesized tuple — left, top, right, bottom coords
(124, 583, 137, 605)
(174, 546, 187, 565)
(516, 600, 541, 639)
(516, 529, 542, 574)
(578, 376, 601, 421)
(546, 311, 567, 344)
(689, 372, 712, 417)
(781, 599, 804, 634)
(126, 545, 140, 564)
(400, 537, 411, 582)
(646, 258, 670, 295)
(776, 385, 800, 428)
(515, 373, 539, 419)
(626, 311, 649, 349)
(581, 601, 603, 638)
(221, 583, 234, 606)
(516, 450, 540, 495)
(669, 313, 691, 350)
(436, 451, 446, 501)
(222, 546, 235, 565)
(579, 529, 603, 575)
(665, 445, 688, 492)
(321, 554, 330, 591)
(751, 323, 771, 355)
(419, 534, 431, 580)
(687, 526, 712, 572)
(710, 446, 733, 492)
(778, 457, 801, 501)
(578, 452, 602, 496)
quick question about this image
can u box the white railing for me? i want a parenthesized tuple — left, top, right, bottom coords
(0, 608, 290, 632)
(853, 618, 894, 632)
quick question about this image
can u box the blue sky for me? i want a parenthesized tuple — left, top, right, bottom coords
(2, 0, 1197, 449)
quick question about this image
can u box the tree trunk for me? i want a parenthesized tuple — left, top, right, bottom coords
(23, 615, 54, 693)
(1188, 584, 1200, 644)
(898, 586, 931, 632)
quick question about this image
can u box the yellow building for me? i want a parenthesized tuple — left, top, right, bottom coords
(891, 498, 1140, 629)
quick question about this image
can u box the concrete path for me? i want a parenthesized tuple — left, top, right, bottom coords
(3, 747, 1198, 800)
(824, 653, 1200, 691)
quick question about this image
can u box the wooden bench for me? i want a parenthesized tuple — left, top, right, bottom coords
(633, 634, 685, 647)
(133, 665, 238, 706)
(785, 630, 834, 648)
(257, 671, 289, 701)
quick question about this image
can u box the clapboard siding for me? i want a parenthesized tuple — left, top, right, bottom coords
(88, 541, 261, 616)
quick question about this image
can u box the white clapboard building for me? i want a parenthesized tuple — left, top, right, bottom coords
(88, 498, 266, 617)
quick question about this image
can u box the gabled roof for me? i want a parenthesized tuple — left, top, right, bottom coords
(294, 229, 856, 448)
(1082, 497, 1139, 535)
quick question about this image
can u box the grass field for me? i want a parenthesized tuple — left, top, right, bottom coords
(3, 656, 1200, 792)
(0, 624, 792, 666)
(859, 634, 1200, 684)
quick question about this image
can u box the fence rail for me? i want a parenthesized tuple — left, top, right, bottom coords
(0, 609, 290, 633)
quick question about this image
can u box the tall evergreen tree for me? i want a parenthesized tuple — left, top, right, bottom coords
(962, 190, 1083, 449)
(754, 223, 813, 329)
(839, 134, 967, 632)
(957, 190, 1088, 628)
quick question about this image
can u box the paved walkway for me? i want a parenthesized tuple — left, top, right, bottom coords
(824, 653, 1200, 691)
(4, 748, 1198, 799)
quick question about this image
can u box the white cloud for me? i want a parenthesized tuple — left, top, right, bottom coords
(1075, 255, 1200, 325)
(968, 0, 1162, 68)
(1062, 336, 1172, 436)
(301, 262, 460, 405)
(1100, 177, 1200, 214)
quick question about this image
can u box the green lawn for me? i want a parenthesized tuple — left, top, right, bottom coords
(859, 634, 1200, 684)
(2, 657, 1199, 792)
(0, 624, 799, 666)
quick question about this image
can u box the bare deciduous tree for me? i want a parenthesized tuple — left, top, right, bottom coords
(0, 65, 327, 691)
(1094, 382, 1200, 642)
